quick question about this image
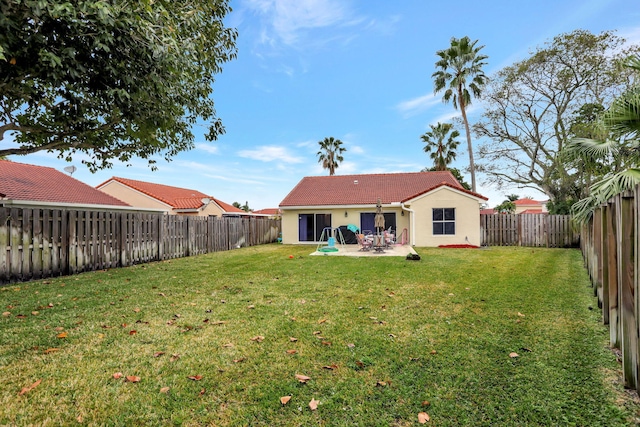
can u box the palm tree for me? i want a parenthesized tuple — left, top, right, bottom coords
(420, 122, 460, 171)
(432, 36, 488, 192)
(565, 55, 640, 223)
(317, 137, 346, 176)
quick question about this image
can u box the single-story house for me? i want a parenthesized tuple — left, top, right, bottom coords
(96, 177, 245, 217)
(279, 171, 488, 247)
(0, 160, 134, 210)
(514, 198, 547, 214)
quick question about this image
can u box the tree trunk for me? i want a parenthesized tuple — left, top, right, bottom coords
(458, 92, 476, 192)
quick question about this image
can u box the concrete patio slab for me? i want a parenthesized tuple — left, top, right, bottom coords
(310, 244, 418, 257)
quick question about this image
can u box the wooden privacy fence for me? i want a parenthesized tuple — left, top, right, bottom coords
(0, 207, 281, 285)
(581, 188, 639, 391)
(480, 213, 579, 247)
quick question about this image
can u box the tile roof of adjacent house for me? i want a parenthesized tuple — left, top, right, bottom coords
(519, 209, 547, 214)
(480, 208, 496, 215)
(0, 160, 129, 207)
(253, 208, 281, 215)
(279, 172, 487, 207)
(97, 177, 244, 213)
(513, 198, 544, 206)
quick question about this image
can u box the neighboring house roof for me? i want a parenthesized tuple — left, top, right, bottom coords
(513, 198, 544, 207)
(97, 177, 244, 213)
(520, 209, 547, 214)
(253, 208, 281, 215)
(279, 172, 487, 207)
(0, 160, 129, 207)
(480, 208, 496, 215)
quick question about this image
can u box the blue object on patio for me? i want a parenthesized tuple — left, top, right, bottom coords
(347, 224, 360, 233)
(328, 237, 336, 247)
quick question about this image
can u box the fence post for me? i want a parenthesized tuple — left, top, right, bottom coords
(619, 191, 637, 388)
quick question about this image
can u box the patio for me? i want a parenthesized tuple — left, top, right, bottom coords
(310, 243, 418, 257)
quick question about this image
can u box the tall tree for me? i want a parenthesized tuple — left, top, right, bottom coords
(476, 30, 639, 210)
(0, 0, 237, 171)
(432, 36, 488, 192)
(420, 122, 460, 171)
(316, 137, 346, 176)
(565, 55, 640, 222)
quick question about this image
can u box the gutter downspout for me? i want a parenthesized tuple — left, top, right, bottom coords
(401, 203, 415, 246)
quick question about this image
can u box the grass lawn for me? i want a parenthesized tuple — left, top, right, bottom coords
(1, 244, 638, 426)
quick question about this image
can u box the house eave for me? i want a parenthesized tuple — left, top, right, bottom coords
(0, 199, 165, 212)
(280, 202, 403, 210)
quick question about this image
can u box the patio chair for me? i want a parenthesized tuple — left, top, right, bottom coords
(356, 233, 373, 251)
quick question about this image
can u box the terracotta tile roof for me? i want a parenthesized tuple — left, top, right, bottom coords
(97, 176, 243, 213)
(480, 208, 496, 215)
(253, 208, 281, 215)
(0, 160, 129, 206)
(279, 172, 487, 207)
(513, 198, 543, 206)
(213, 198, 245, 214)
(519, 209, 547, 214)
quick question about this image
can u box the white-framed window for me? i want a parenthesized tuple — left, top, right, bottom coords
(432, 208, 455, 235)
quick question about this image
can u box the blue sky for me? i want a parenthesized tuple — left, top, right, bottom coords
(9, 0, 640, 209)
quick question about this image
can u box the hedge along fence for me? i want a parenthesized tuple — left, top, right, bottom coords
(480, 214, 579, 247)
(0, 207, 281, 285)
(581, 188, 638, 390)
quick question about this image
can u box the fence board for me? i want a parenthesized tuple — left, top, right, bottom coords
(0, 207, 280, 285)
(480, 214, 578, 247)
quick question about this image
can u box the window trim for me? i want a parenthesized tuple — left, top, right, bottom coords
(432, 208, 456, 235)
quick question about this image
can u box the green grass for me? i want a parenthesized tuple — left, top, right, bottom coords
(0, 245, 637, 426)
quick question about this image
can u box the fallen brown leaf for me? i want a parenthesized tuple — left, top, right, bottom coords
(321, 341, 332, 346)
(347, 343, 355, 348)
(2, 311, 10, 317)
(280, 395, 292, 405)
(517, 312, 526, 317)
(375, 381, 387, 387)
(153, 351, 165, 357)
(43, 348, 59, 354)
(129, 330, 137, 335)
(422, 401, 430, 406)
(322, 364, 338, 370)
(289, 337, 298, 342)
(199, 388, 206, 396)
(312, 330, 321, 335)
(509, 352, 519, 358)
(286, 349, 297, 354)
(222, 343, 234, 348)
(247, 305, 255, 309)
(430, 350, 437, 355)
(211, 321, 227, 325)
(160, 387, 170, 393)
(31, 311, 39, 316)
(18, 379, 41, 396)
(295, 374, 311, 383)
(170, 354, 180, 362)
(112, 372, 123, 379)
(125, 375, 141, 383)
(309, 398, 319, 411)
(233, 358, 246, 363)
(250, 335, 264, 342)
(56, 332, 67, 339)
(188, 375, 203, 381)
(418, 412, 430, 423)
(133, 308, 140, 313)
(318, 318, 327, 324)
(158, 292, 166, 297)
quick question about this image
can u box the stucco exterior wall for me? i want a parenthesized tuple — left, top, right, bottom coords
(407, 187, 482, 247)
(98, 181, 224, 216)
(281, 207, 410, 244)
(98, 181, 170, 212)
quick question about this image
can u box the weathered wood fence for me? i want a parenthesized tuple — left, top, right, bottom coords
(581, 189, 639, 390)
(480, 214, 579, 247)
(0, 207, 281, 285)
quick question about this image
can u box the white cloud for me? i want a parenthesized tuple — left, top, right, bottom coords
(244, 0, 352, 46)
(396, 93, 442, 117)
(237, 145, 304, 163)
(195, 143, 219, 154)
(350, 145, 365, 155)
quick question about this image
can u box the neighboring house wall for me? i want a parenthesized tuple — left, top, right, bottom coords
(99, 181, 172, 212)
(408, 187, 482, 247)
(99, 181, 226, 216)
